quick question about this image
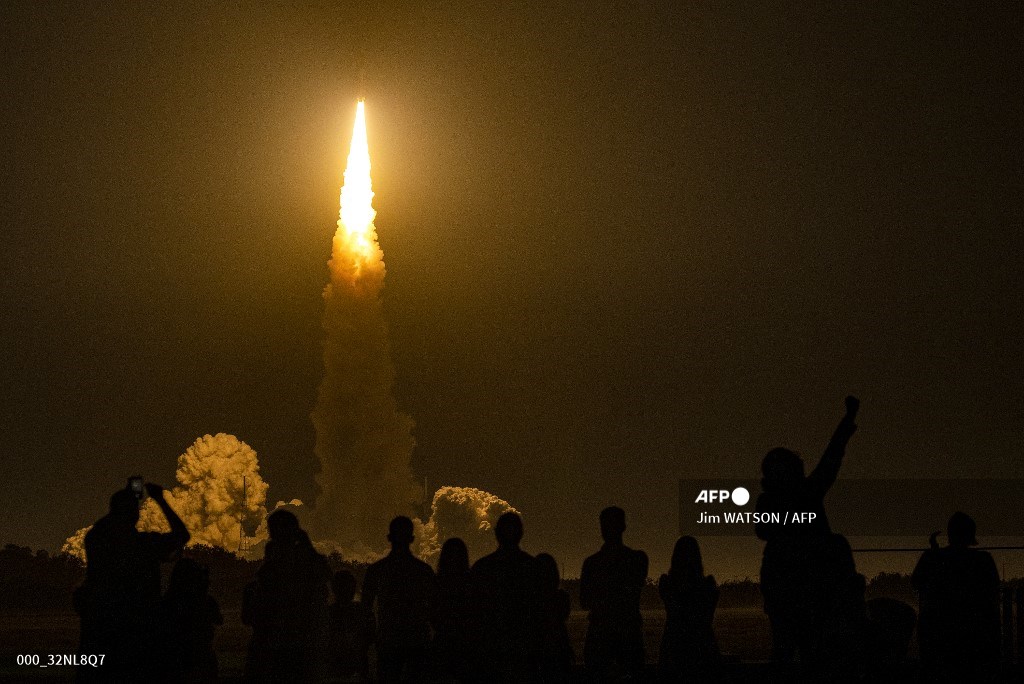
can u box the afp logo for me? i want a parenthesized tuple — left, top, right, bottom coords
(694, 487, 750, 506)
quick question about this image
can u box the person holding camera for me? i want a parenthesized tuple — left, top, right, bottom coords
(76, 479, 190, 681)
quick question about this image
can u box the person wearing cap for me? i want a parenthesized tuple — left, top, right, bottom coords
(912, 511, 1000, 681)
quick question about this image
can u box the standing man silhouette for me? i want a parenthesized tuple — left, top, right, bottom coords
(243, 509, 330, 683)
(912, 512, 1000, 681)
(471, 512, 542, 682)
(580, 506, 649, 680)
(361, 516, 435, 682)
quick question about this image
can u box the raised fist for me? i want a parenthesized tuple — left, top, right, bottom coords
(844, 395, 860, 418)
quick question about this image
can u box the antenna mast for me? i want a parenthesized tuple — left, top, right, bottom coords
(238, 476, 248, 555)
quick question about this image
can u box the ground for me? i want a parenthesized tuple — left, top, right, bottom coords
(0, 608, 772, 681)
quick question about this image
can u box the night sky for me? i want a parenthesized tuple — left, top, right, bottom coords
(2, 2, 1022, 576)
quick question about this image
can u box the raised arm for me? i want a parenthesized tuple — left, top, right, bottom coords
(145, 483, 190, 550)
(807, 395, 859, 497)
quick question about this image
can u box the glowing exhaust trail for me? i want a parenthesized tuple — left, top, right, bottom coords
(311, 100, 419, 554)
(338, 100, 377, 266)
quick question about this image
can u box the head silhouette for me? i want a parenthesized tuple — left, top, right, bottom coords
(494, 512, 524, 548)
(761, 447, 805, 493)
(438, 537, 470, 577)
(267, 509, 300, 544)
(669, 536, 704, 583)
(109, 488, 141, 525)
(387, 516, 415, 548)
(332, 570, 357, 604)
(535, 552, 561, 593)
(599, 506, 626, 543)
(947, 511, 978, 548)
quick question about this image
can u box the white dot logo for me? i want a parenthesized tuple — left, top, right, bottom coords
(731, 487, 750, 506)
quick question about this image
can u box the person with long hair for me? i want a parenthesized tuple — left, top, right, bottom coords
(535, 553, 574, 682)
(657, 536, 720, 682)
(755, 396, 859, 668)
(430, 538, 474, 682)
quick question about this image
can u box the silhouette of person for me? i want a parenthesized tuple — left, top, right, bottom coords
(430, 537, 474, 682)
(912, 512, 1000, 681)
(657, 536, 720, 682)
(361, 516, 435, 682)
(77, 481, 190, 682)
(535, 552, 574, 683)
(243, 509, 330, 683)
(755, 395, 859, 667)
(863, 597, 916, 671)
(328, 569, 375, 682)
(471, 512, 542, 682)
(814, 534, 869, 680)
(579, 506, 649, 681)
(160, 557, 222, 683)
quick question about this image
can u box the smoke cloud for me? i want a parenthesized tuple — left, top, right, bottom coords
(416, 486, 519, 563)
(63, 433, 276, 561)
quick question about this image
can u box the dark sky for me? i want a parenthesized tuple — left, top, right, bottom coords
(2, 2, 1022, 576)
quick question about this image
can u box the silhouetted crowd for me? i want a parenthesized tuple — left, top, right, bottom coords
(73, 397, 1007, 682)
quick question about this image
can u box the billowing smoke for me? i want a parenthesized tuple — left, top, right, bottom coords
(62, 526, 88, 561)
(309, 101, 421, 552)
(63, 433, 277, 561)
(416, 486, 519, 563)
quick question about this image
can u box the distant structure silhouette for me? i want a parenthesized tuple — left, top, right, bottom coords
(471, 512, 542, 682)
(328, 569, 375, 682)
(580, 506, 649, 681)
(361, 516, 434, 682)
(535, 552, 574, 682)
(161, 557, 222, 683)
(76, 481, 189, 682)
(430, 537, 474, 682)
(657, 536, 720, 682)
(243, 509, 330, 683)
(912, 511, 1000, 681)
(755, 395, 859, 668)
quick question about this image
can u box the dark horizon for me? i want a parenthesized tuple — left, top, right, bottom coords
(2, 2, 1022, 578)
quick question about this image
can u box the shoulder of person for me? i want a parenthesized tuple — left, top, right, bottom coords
(472, 551, 499, 571)
(971, 548, 998, 568)
(363, 561, 382, 581)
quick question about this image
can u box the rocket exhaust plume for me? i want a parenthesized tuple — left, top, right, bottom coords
(311, 100, 421, 553)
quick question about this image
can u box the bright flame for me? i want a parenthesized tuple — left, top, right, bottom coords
(339, 100, 377, 264)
